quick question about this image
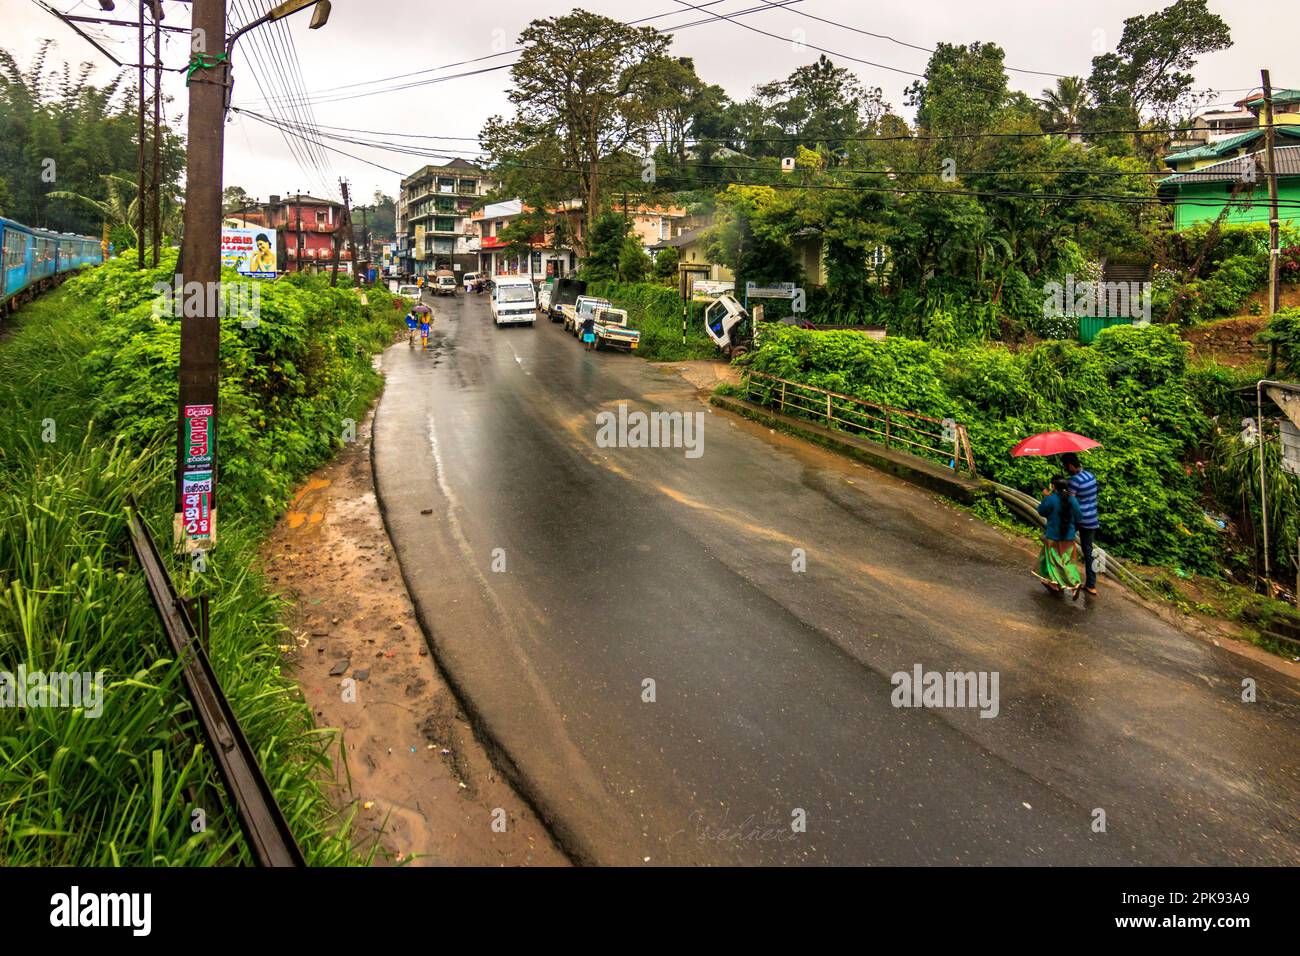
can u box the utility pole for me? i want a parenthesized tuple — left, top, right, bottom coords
(150, 1, 162, 266)
(343, 183, 359, 287)
(137, 6, 146, 269)
(1262, 70, 1282, 375)
(174, 0, 227, 552)
(331, 180, 349, 287)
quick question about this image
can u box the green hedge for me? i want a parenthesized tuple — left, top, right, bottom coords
(0, 253, 402, 864)
(749, 323, 1223, 571)
(584, 280, 719, 361)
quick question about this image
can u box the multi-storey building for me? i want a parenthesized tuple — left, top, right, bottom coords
(396, 159, 490, 278)
(228, 194, 352, 274)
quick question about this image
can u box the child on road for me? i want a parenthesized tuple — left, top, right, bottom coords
(581, 315, 596, 351)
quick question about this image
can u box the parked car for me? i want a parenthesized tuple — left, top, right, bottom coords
(396, 284, 422, 302)
(462, 271, 480, 292)
(490, 275, 537, 327)
(537, 278, 555, 312)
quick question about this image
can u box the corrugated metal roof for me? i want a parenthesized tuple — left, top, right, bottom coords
(1158, 145, 1300, 186)
(1164, 124, 1300, 166)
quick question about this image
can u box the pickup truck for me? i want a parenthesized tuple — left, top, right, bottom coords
(562, 295, 640, 351)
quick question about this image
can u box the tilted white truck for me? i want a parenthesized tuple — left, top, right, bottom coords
(560, 295, 641, 351)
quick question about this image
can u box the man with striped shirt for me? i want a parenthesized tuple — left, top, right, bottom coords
(1062, 453, 1099, 595)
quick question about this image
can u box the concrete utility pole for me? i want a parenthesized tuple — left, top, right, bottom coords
(1262, 70, 1282, 375)
(174, 0, 227, 551)
(171, 0, 331, 551)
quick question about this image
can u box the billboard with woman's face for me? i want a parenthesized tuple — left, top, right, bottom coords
(221, 228, 278, 278)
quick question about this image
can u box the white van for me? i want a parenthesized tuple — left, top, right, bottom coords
(490, 276, 537, 327)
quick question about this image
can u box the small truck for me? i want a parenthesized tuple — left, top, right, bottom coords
(561, 295, 640, 351)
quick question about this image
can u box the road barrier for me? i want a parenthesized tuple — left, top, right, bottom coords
(125, 496, 305, 867)
(742, 370, 977, 475)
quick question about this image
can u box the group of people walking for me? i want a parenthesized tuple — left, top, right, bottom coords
(1034, 453, 1100, 599)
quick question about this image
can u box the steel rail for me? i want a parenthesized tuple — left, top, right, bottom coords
(125, 496, 305, 867)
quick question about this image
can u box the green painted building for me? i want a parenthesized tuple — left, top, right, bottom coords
(1159, 91, 1300, 230)
(1158, 143, 1300, 230)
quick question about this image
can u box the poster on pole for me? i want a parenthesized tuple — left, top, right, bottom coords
(184, 404, 215, 470)
(220, 227, 278, 278)
(181, 471, 214, 540)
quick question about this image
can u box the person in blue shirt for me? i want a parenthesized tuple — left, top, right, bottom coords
(404, 311, 419, 347)
(1062, 453, 1100, 595)
(1035, 477, 1084, 597)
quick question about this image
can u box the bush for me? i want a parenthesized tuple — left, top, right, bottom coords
(749, 323, 1221, 570)
(0, 257, 401, 864)
(584, 280, 718, 361)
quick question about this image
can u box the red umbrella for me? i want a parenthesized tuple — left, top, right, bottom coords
(1010, 431, 1101, 457)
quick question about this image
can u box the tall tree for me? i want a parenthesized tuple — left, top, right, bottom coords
(749, 55, 885, 163)
(480, 10, 672, 252)
(905, 42, 1009, 138)
(1087, 0, 1230, 130)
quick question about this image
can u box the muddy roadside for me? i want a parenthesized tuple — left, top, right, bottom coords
(262, 409, 568, 866)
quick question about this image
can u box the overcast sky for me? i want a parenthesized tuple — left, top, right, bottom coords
(6, 0, 1297, 207)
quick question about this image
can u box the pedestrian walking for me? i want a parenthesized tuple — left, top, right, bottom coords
(1034, 477, 1084, 598)
(581, 315, 596, 350)
(1062, 452, 1100, 595)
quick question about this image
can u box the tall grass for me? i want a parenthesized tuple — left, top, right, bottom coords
(0, 275, 398, 865)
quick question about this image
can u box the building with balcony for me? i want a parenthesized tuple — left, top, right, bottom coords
(396, 159, 491, 278)
(473, 199, 578, 279)
(227, 194, 352, 273)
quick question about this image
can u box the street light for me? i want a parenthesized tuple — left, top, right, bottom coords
(227, 0, 329, 52)
(97, 0, 114, 10)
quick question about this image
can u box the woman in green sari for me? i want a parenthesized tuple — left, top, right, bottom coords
(1034, 477, 1084, 597)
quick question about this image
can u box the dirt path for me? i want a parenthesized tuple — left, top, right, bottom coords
(262, 409, 568, 867)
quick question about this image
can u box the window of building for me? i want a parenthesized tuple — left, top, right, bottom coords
(316, 210, 328, 223)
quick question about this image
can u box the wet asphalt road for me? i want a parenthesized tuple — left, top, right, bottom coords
(372, 290, 1300, 866)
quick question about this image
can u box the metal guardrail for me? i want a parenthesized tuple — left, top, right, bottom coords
(125, 496, 305, 867)
(743, 369, 978, 475)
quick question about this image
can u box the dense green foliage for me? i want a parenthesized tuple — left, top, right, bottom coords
(749, 323, 1225, 571)
(584, 280, 717, 361)
(0, 256, 403, 864)
(0, 42, 184, 238)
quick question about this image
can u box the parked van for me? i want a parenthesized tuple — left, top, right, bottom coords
(462, 271, 480, 292)
(432, 270, 458, 296)
(490, 276, 537, 327)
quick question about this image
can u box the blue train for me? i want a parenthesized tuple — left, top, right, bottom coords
(1, 216, 104, 315)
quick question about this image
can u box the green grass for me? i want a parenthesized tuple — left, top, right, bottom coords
(0, 271, 401, 865)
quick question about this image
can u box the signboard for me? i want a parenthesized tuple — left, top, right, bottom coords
(413, 225, 426, 260)
(745, 281, 797, 300)
(220, 227, 277, 278)
(691, 279, 734, 301)
(184, 404, 215, 470)
(1281, 420, 1300, 477)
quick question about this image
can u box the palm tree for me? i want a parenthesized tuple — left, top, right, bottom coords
(49, 174, 140, 247)
(1037, 77, 1089, 135)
